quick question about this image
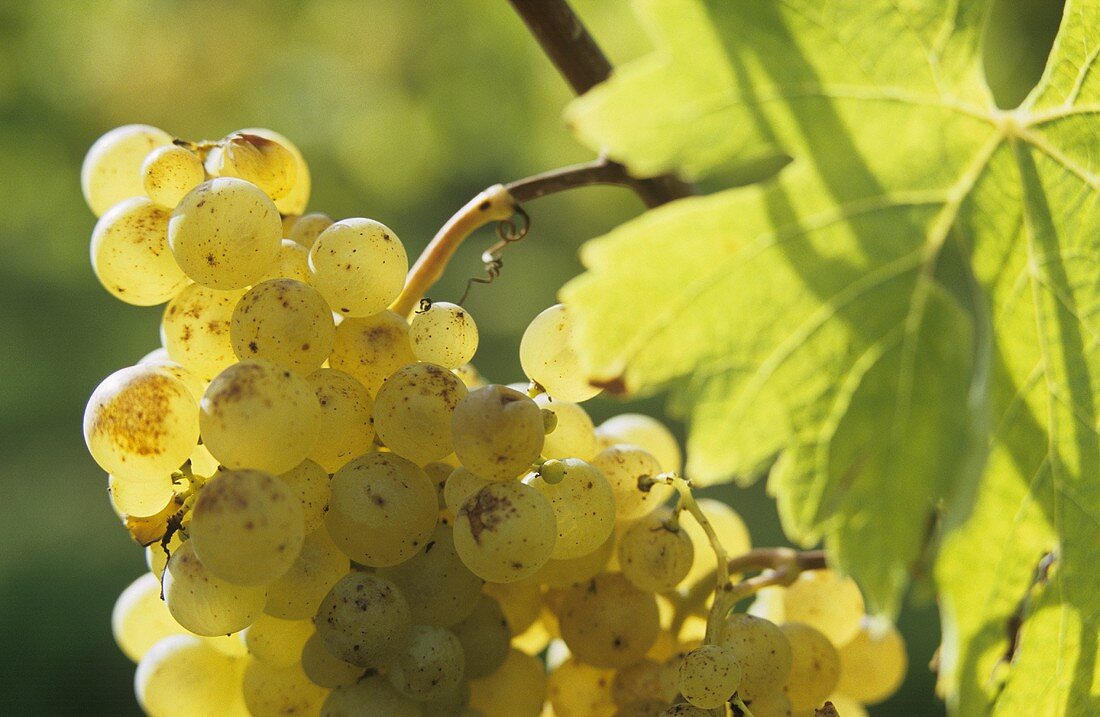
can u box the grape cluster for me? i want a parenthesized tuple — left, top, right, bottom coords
(83, 125, 906, 717)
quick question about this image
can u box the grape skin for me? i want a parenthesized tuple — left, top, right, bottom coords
(444, 467, 491, 513)
(134, 635, 245, 717)
(527, 457, 616, 560)
(592, 444, 672, 521)
(300, 632, 362, 688)
(288, 212, 333, 249)
(556, 573, 660, 669)
(328, 310, 417, 394)
(535, 394, 598, 460)
(161, 284, 245, 381)
(261, 238, 313, 283)
(386, 624, 466, 700)
(242, 613, 313, 667)
(618, 508, 694, 593)
(780, 622, 840, 710)
(108, 472, 175, 518)
(451, 595, 512, 679)
(82, 124, 173, 216)
(534, 529, 615, 588)
(469, 648, 547, 717)
(314, 572, 411, 668)
(719, 613, 792, 701)
(306, 368, 375, 473)
(263, 528, 348, 620)
(451, 385, 545, 482)
(677, 644, 741, 709)
(374, 362, 468, 464)
(548, 657, 617, 717)
(242, 659, 328, 717)
(209, 132, 298, 202)
(230, 278, 335, 374)
(90, 196, 189, 305)
(779, 569, 866, 647)
(276, 459, 330, 533)
(308, 218, 408, 317)
(142, 144, 205, 210)
(321, 674, 422, 717)
(410, 300, 480, 368)
(519, 303, 601, 402)
(162, 540, 267, 636)
(681, 498, 751, 587)
(835, 619, 907, 704)
(453, 481, 558, 583)
(597, 414, 682, 474)
(238, 127, 311, 216)
(112, 573, 188, 663)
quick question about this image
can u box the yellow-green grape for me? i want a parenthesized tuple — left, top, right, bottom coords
(326, 452, 438, 566)
(143, 360, 206, 403)
(242, 614, 314, 667)
(420, 680, 471, 716)
(82, 124, 173, 216)
(161, 284, 245, 381)
(108, 473, 175, 518)
(659, 704, 709, 716)
(162, 540, 267, 636)
(451, 385, 545, 482)
(262, 239, 312, 283)
(451, 595, 511, 679)
(535, 529, 615, 588)
(329, 310, 417, 394)
(424, 462, 452, 510)
(374, 363, 468, 464)
(289, 212, 333, 249)
(591, 445, 672, 521)
(618, 509, 694, 593)
(209, 132, 298, 202)
(142, 144, 205, 209)
(242, 659, 328, 717)
(90, 196, 189, 306)
(677, 645, 742, 709)
(779, 569, 866, 647)
(378, 523, 484, 626)
(719, 614, 792, 701)
(301, 632, 362, 688)
(238, 127, 311, 215)
(387, 624, 466, 700)
(519, 304, 601, 403)
(534, 394, 597, 460)
(315, 572, 411, 668)
(453, 363, 487, 389)
(742, 691, 794, 717)
(557, 573, 660, 668)
(199, 359, 322, 474)
(681, 498, 751, 588)
(277, 459, 330, 533)
(611, 659, 664, 706)
(146, 531, 183, 579)
(321, 674, 421, 717)
(481, 576, 542, 634)
(469, 649, 547, 717)
(835, 619, 907, 704)
(204, 632, 250, 659)
(112, 573, 188, 662)
(614, 700, 667, 716)
(264, 528, 348, 620)
(597, 414, 681, 474)
(410, 301, 479, 368)
(528, 458, 615, 560)
(444, 467, 490, 513)
(306, 368, 375, 473)
(308, 218, 408, 317)
(453, 482, 557, 582)
(513, 613, 555, 656)
(548, 658, 617, 717)
(134, 634, 245, 717)
(231, 279, 335, 374)
(84, 364, 199, 480)
(168, 177, 282, 289)
(780, 623, 840, 711)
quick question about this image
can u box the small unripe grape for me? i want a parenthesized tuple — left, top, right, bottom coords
(520, 303, 601, 402)
(142, 144, 205, 209)
(678, 645, 742, 709)
(309, 218, 408, 318)
(527, 457, 616, 560)
(451, 385, 545, 482)
(410, 301, 480, 368)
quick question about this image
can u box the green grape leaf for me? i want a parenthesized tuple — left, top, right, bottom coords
(560, 1, 1100, 713)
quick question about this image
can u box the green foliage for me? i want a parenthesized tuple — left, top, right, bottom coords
(561, 1, 1099, 713)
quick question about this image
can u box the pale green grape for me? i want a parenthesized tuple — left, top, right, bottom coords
(326, 452, 438, 566)
(146, 531, 183, 579)
(108, 473, 175, 517)
(444, 467, 490, 513)
(168, 177, 282, 289)
(453, 481, 557, 582)
(264, 528, 348, 620)
(548, 657, 617, 717)
(378, 523, 484, 626)
(677, 645, 741, 709)
(161, 284, 245, 380)
(162, 540, 267, 636)
(90, 196, 189, 305)
(557, 573, 660, 668)
(289, 212, 333, 248)
(82, 124, 173, 216)
(314, 572, 411, 668)
(329, 310, 417, 394)
(611, 658, 664, 706)
(592, 445, 672, 521)
(780, 623, 840, 711)
(242, 614, 314, 667)
(142, 144, 205, 209)
(208, 132, 297, 201)
(424, 461, 452, 509)
(308, 218, 408, 317)
(534, 529, 615, 588)
(780, 569, 866, 647)
(204, 632, 250, 659)
(387, 624, 466, 700)
(742, 691, 794, 717)
(112, 573, 188, 662)
(278, 459, 330, 533)
(84, 364, 199, 480)
(451, 595, 511, 679)
(231, 279, 334, 374)
(306, 368, 375, 473)
(238, 127, 311, 215)
(534, 394, 597, 460)
(719, 614, 792, 701)
(681, 498, 751, 588)
(597, 414, 682, 474)
(519, 304, 601, 403)
(242, 659, 328, 717)
(835, 619, 906, 704)
(143, 360, 206, 403)
(481, 576, 542, 634)
(200, 359, 322, 473)
(618, 508, 693, 593)
(134, 634, 245, 717)
(321, 674, 421, 717)
(453, 363, 487, 389)
(451, 385, 545, 482)
(528, 458, 615, 560)
(301, 632, 362, 688)
(374, 362, 468, 464)
(469, 649, 547, 717)
(410, 301, 479, 368)
(262, 239, 313, 283)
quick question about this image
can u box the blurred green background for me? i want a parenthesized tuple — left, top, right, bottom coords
(0, 0, 1061, 714)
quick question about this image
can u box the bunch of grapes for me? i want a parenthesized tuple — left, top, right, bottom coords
(82, 125, 907, 717)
